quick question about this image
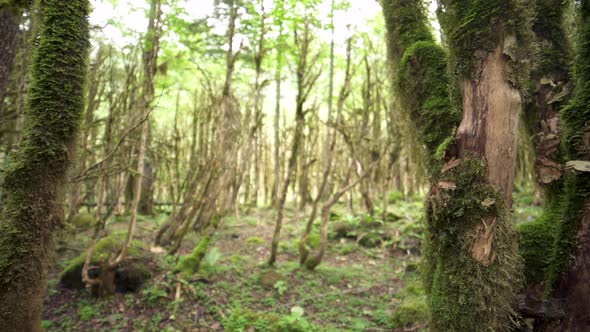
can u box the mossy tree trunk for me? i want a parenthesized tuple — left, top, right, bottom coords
(542, 2, 590, 329)
(528, 0, 570, 190)
(0, 0, 90, 329)
(383, 0, 534, 330)
(516, 0, 572, 302)
(430, 1, 534, 330)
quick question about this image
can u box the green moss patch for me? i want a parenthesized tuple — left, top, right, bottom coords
(437, 0, 535, 87)
(517, 217, 556, 285)
(71, 213, 95, 229)
(60, 234, 150, 290)
(426, 158, 522, 331)
(396, 41, 460, 162)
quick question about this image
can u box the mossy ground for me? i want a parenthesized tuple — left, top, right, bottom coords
(42, 197, 432, 332)
(42, 189, 541, 331)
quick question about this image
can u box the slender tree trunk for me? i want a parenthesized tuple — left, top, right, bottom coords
(269, 16, 319, 266)
(0, 5, 21, 110)
(67, 47, 106, 222)
(300, 36, 352, 265)
(138, 0, 162, 216)
(0, 0, 90, 329)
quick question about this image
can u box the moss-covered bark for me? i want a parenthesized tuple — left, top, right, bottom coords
(532, 0, 570, 80)
(396, 41, 461, 164)
(541, 2, 590, 329)
(431, 1, 533, 330)
(427, 158, 521, 331)
(0, 0, 89, 330)
(382, 0, 533, 330)
(517, 201, 559, 285)
(437, 0, 535, 84)
(381, 0, 433, 66)
(516, 0, 570, 294)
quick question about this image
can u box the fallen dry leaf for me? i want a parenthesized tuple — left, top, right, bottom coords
(438, 180, 457, 190)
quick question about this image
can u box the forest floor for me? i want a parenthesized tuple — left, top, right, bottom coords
(41, 191, 541, 332)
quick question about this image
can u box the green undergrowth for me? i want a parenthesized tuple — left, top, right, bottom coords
(44, 200, 427, 331)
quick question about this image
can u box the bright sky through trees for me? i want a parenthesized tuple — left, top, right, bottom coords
(90, 0, 383, 45)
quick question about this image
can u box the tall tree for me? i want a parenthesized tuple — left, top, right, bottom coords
(0, 0, 90, 329)
(383, 0, 533, 330)
(269, 8, 321, 266)
(138, 0, 164, 215)
(271, 0, 286, 206)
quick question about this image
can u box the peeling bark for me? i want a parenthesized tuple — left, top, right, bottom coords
(457, 46, 521, 207)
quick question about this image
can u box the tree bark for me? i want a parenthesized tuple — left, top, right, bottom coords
(0, 5, 20, 110)
(455, 46, 521, 206)
(0, 0, 90, 329)
(541, 3, 590, 330)
(382, 0, 532, 330)
(269, 15, 319, 266)
(138, 0, 162, 216)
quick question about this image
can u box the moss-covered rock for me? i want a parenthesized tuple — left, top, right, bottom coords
(331, 222, 356, 240)
(391, 295, 429, 328)
(70, 212, 95, 229)
(259, 270, 285, 289)
(59, 234, 151, 291)
(358, 231, 383, 248)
